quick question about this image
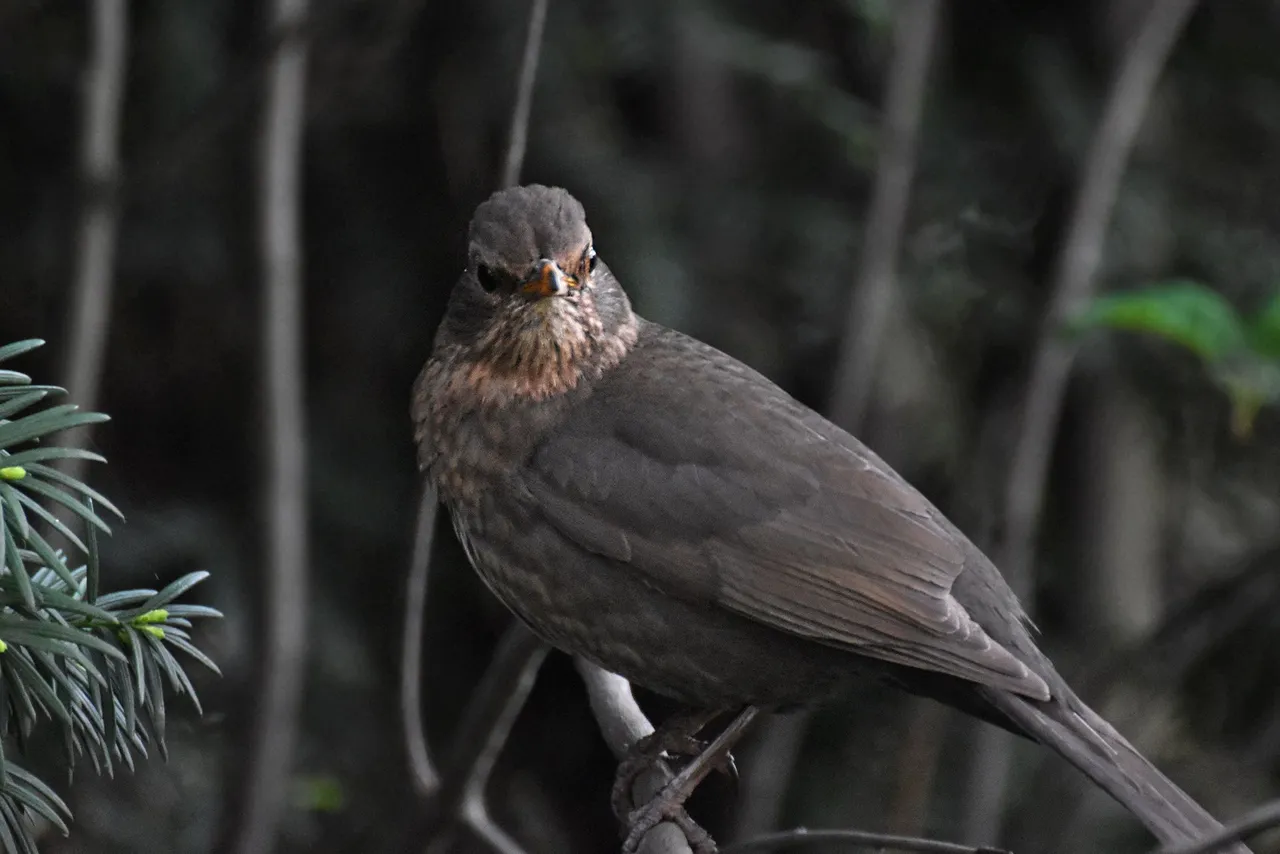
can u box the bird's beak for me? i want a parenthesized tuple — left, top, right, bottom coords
(522, 259, 578, 298)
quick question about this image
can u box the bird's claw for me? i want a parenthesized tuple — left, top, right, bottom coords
(620, 799, 715, 854)
(611, 731, 737, 821)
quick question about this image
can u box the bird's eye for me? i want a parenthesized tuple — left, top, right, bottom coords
(584, 246, 598, 276)
(476, 264, 502, 293)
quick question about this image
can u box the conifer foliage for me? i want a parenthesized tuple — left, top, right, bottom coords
(0, 339, 220, 852)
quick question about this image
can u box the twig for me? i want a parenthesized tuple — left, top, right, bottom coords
(962, 0, 1199, 842)
(400, 1, 550, 851)
(827, 0, 940, 430)
(500, 0, 549, 189)
(58, 0, 128, 485)
(227, 1, 311, 852)
(416, 623, 548, 851)
(721, 827, 1009, 854)
(1154, 799, 1280, 854)
(401, 486, 441, 796)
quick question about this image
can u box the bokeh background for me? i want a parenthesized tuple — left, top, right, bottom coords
(2, 0, 1279, 852)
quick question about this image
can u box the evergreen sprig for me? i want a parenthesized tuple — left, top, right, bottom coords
(0, 339, 221, 852)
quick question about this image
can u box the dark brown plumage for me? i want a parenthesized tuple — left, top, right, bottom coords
(412, 185, 1242, 850)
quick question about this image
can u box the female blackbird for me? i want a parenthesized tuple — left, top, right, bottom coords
(413, 185, 1239, 850)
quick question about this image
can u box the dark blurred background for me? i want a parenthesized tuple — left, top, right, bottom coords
(1, 0, 1279, 852)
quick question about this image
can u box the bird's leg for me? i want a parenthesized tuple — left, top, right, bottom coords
(619, 707, 759, 854)
(611, 707, 729, 823)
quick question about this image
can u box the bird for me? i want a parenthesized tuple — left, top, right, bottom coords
(412, 184, 1243, 852)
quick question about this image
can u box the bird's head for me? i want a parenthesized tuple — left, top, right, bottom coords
(433, 185, 637, 401)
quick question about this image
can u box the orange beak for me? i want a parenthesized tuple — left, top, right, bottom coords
(521, 259, 577, 298)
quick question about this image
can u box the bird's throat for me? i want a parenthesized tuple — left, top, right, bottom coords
(458, 294, 637, 404)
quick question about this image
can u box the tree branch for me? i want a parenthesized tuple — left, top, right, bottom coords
(399, 1, 550, 850)
(1154, 799, 1280, 854)
(963, 0, 1199, 842)
(401, 486, 442, 796)
(827, 0, 940, 430)
(500, 0, 549, 189)
(227, 1, 311, 851)
(58, 0, 128, 485)
(721, 828, 1009, 854)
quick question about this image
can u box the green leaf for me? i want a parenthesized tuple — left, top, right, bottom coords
(5, 650, 72, 728)
(23, 463, 122, 519)
(126, 571, 212, 617)
(0, 407, 108, 451)
(6, 764, 71, 834)
(0, 796, 40, 854)
(12, 476, 112, 536)
(0, 391, 48, 422)
(16, 521, 82, 592)
(12, 488, 86, 554)
(0, 341, 44, 365)
(163, 633, 221, 675)
(1072, 281, 1248, 362)
(0, 483, 29, 541)
(3, 525, 37, 612)
(0, 617, 127, 662)
(0, 447, 104, 469)
(0, 372, 32, 387)
(1244, 293, 1280, 359)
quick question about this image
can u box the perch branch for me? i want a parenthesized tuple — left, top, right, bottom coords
(500, 0, 549, 189)
(227, 1, 311, 851)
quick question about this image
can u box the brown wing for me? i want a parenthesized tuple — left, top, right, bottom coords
(520, 324, 1050, 700)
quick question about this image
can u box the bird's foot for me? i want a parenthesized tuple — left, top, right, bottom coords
(620, 800, 715, 854)
(610, 709, 732, 822)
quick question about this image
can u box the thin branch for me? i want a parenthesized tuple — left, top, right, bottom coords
(827, 0, 940, 430)
(415, 623, 547, 851)
(1000, 0, 1198, 598)
(500, 0, 550, 189)
(400, 1, 550, 850)
(962, 0, 1199, 843)
(722, 828, 1009, 854)
(1154, 800, 1280, 854)
(228, 1, 311, 851)
(401, 486, 441, 796)
(58, 0, 128, 484)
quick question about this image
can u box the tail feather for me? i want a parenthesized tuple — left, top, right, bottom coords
(984, 687, 1250, 853)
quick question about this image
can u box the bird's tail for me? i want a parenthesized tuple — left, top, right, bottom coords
(984, 687, 1249, 853)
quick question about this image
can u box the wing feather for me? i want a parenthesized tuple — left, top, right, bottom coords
(521, 325, 1050, 700)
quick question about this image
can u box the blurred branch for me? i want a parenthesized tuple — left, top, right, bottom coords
(721, 828, 1008, 854)
(399, 1, 550, 850)
(500, 0, 549, 189)
(1154, 799, 1280, 854)
(402, 487, 442, 796)
(58, 0, 128, 484)
(963, 0, 1199, 842)
(732, 712, 810, 838)
(828, 0, 940, 429)
(418, 623, 549, 853)
(226, 0, 311, 851)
